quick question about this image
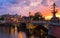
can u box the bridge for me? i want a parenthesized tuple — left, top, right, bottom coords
(17, 20, 60, 38)
(31, 21, 60, 26)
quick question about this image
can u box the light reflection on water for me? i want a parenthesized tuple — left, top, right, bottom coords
(0, 26, 27, 38)
(18, 31, 26, 38)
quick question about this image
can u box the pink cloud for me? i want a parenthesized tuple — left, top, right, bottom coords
(1, 0, 60, 17)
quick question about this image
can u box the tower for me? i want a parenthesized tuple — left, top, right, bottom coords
(6, 13, 10, 20)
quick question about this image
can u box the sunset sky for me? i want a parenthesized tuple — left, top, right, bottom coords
(0, 0, 60, 19)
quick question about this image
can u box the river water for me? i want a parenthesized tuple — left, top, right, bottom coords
(0, 26, 36, 38)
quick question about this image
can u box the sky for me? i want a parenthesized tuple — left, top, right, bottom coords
(0, 0, 60, 19)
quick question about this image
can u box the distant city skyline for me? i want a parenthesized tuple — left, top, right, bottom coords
(0, 0, 60, 19)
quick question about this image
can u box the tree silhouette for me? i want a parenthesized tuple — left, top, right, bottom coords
(0, 16, 4, 21)
(33, 12, 44, 21)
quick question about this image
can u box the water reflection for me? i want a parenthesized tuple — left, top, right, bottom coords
(0, 26, 18, 38)
(18, 31, 26, 38)
(0, 26, 33, 38)
(0, 26, 43, 38)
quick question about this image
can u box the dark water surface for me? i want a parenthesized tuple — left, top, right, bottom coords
(0, 26, 28, 38)
(0, 26, 49, 38)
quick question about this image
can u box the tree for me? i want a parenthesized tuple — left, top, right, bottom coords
(32, 12, 44, 21)
(0, 16, 4, 21)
